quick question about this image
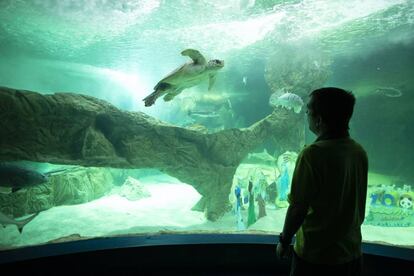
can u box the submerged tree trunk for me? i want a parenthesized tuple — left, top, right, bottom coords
(0, 87, 303, 220)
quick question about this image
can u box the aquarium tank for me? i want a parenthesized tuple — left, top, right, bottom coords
(0, 0, 413, 255)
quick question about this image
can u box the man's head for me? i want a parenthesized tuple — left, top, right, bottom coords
(306, 87, 356, 135)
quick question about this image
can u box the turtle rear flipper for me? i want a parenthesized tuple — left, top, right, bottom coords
(143, 91, 159, 107)
(143, 83, 171, 107)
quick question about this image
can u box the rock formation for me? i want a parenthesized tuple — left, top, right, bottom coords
(264, 44, 331, 98)
(109, 176, 151, 201)
(0, 87, 302, 220)
(0, 167, 113, 217)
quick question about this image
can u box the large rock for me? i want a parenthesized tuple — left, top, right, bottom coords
(0, 87, 301, 220)
(109, 176, 151, 201)
(264, 44, 331, 98)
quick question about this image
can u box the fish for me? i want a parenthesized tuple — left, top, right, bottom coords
(269, 92, 304, 113)
(242, 76, 247, 86)
(188, 110, 220, 119)
(227, 99, 233, 110)
(0, 211, 39, 233)
(0, 164, 68, 193)
(191, 92, 249, 105)
(375, 86, 402, 98)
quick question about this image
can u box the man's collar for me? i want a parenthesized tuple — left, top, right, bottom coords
(316, 130, 350, 142)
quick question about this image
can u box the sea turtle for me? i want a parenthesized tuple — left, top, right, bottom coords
(143, 49, 224, 107)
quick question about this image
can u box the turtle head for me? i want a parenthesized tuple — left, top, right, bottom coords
(207, 59, 224, 71)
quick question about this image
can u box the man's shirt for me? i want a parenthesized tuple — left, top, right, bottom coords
(289, 137, 368, 264)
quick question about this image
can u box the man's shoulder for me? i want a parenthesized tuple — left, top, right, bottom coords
(302, 138, 368, 159)
(348, 138, 367, 151)
(349, 139, 369, 162)
(298, 143, 320, 159)
(343, 138, 368, 157)
(301, 142, 322, 152)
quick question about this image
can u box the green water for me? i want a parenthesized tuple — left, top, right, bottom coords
(0, 0, 413, 251)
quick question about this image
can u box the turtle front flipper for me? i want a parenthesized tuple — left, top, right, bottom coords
(143, 82, 171, 107)
(181, 49, 206, 65)
(208, 74, 217, 91)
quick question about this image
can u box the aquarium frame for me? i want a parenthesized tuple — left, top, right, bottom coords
(0, 234, 413, 264)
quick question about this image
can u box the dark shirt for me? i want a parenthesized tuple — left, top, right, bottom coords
(289, 135, 368, 264)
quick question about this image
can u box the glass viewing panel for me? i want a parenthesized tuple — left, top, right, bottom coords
(0, 0, 413, 252)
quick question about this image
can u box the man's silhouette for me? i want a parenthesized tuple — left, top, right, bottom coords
(277, 87, 368, 276)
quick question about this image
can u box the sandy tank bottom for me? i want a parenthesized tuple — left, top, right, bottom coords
(0, 180, 413, 251)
